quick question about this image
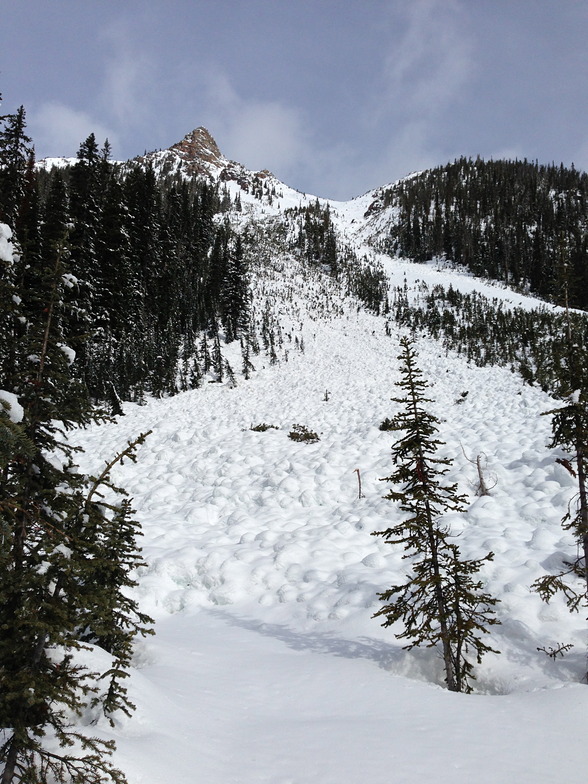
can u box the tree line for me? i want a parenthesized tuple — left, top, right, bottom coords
(1, 107, 251, 409)
(383, 156, 588, 309)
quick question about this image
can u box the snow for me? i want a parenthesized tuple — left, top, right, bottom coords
(70, 278, 588, 783)
(0, 223, 14, 264)
(36, 156, 87, 170)
(58, 342, 76, 365)
(0, 389, 24, 423)
(15, 152, 586, 781)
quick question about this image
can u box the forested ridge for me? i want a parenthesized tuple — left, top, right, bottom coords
(380, 156, 588, 309)
(5, 123, 252, 406)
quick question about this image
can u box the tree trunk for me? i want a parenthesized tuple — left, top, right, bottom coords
(1, 735, 19, 784)
(425, 499, 458, 692)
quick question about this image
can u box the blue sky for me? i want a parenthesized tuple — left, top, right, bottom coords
(2, 0, 588, 199)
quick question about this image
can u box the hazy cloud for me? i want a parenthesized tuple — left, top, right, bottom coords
(99, 24, 155, 129)
(355, 0, 477, 188)
(30, 102, 118, 159)
(201, 71, 311, 177)
(381, 0, 474, 117)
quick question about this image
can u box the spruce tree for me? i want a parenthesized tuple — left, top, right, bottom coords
(372, 336, 499, 692)
(0, 215, 151, 783)
(0, 105, 32, 229)
(221, 235, 249, 343)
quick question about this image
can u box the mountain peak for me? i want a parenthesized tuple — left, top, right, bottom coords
(169, 127, 224, 168)
(132, 126, 227, 179)
(133, 126, 281, 198)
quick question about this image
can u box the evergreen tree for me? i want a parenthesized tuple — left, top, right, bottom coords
(0, 105, 33, 229)
(0, 220, 151, 784)
(75, 433, 154, 723)
(221, 235, 249, 343)
(372, 336, 499, 692)
(0, 223, 22, 389)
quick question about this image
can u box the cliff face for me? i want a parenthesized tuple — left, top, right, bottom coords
(167, 127, 225, 174)
(131, 126, 226, 179)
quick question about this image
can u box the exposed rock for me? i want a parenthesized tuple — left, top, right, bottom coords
(130, 126, 277, 203)
(169, 127, 224, 170)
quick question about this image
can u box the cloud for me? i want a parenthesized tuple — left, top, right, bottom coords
(200, 71, 312, 179)
(381, 0, 473, 117)
(345, 0, 478, 190)
(30, 24, 157, 161)
(198, 72, 371, 198)
(29, 102, 118, 159)
(99, 24, 155, 128)
(379, 0, 474, 121)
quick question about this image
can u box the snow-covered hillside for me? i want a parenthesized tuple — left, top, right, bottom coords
(68, 239, 587, 782)
(31, 130, 587, 782)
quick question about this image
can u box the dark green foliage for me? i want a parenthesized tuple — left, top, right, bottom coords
(285, 201, 388, 313)
(6, 119, 252, 404)
(221, 235, 250, 343)
(0, 105, 33, 229)
(288, 424, 320, 443)
(379, 417, 395, 431)
(249, 423, 279, 432)
(0, 128, 152, 782)
(388, 279, 588, 397)
(372, 337, 499, 693)
(75, 433, 154, 723)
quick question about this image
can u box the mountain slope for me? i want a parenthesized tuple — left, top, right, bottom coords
(23, 130, 588, 783)
(69, 248, 587, 782)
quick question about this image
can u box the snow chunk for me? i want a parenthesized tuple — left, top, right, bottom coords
(0, 390, 24, 423)
(62, 273, 79, 289)
(58, 343, 76, 365)
(0, 223, 15, 264)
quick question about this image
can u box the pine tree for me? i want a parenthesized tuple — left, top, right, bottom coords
(0, 105, 33, 229)
(372, 336, 499, 692)
(221, 235, 249, 343)
(0, 218, 151, 783)
(75, 433, 154, 723)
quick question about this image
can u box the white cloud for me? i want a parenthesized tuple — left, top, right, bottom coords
(99, 24, 155, 128)
(342, 0, 478, 191)
(381, 0, 473, 117)
(198, 72, 369, 198)
(201, 71, 311, 178)
(29, 102, 118, 159)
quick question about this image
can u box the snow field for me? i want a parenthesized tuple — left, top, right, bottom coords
(72, 265, 588, 782)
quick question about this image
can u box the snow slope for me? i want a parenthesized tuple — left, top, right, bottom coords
(71, 260, 588, 783)
(34, 132, 585, 781)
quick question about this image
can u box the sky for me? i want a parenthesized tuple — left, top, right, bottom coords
(2, 0, 588, 200)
